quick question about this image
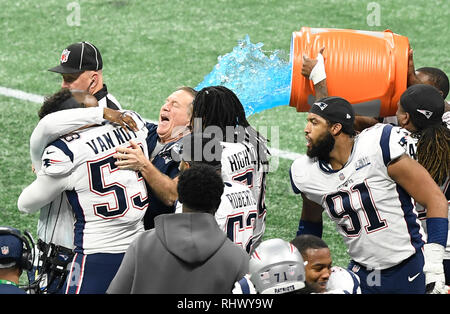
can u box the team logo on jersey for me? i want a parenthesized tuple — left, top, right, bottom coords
(43, 158, 51, 168)
(355, 157, 371, 171)
(60, 49, 71, 63)
(398, 136, 408, 148)
(416, 109, 433, 119)
(313, 102, 328, 111)
(1, 246, 9, 255)
(43, 158, 62, 168)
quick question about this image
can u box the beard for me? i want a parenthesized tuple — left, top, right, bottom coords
(306, 131, 335, 162)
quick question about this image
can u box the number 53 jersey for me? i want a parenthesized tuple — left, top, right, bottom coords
(290, 124, 425, 270)
(41, 111, 151, 255)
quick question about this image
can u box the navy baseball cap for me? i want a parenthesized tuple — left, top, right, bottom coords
(0, 227, 23, 268)
(310, 96, 355, 135)
(400, 84, 445, 131)
(48, 41, 103, 74)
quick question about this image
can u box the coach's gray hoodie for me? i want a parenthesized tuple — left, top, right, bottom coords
(107, 212, 249, 294)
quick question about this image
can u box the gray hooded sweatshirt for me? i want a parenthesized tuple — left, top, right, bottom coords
(107, 212, 249, 294)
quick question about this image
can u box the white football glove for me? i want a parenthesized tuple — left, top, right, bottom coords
(309, 52, 326, 85)
(423, 243, 447, 294)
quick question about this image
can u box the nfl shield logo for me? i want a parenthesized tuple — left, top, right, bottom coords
(60, 49, 71, 63)
(339, 173, 345, 181)
(1, 246, 9, 255)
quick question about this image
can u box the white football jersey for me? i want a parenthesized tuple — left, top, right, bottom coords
(30, 107, 105, 248)
(220, 141, 267, 247)
(215, 181, 258, 253)
(290, 124, 425, 270)
(41, 111, 149, 255)
(399, 126, 450, 259)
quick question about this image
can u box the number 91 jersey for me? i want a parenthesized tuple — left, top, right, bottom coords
(290, 124, 425, 270)
(41, 111, 150, 255)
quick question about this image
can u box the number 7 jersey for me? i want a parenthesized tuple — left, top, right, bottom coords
(290, 124, 425, 270)
(41, 111, 151, 255)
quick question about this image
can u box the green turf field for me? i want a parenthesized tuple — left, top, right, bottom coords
(0, 0, 448, 270)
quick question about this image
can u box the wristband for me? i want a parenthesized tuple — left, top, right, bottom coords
(309, 53, 326, 85)
(426, 217, 449, 247)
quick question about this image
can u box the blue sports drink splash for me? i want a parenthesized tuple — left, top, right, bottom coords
(195, 35, 292, 117)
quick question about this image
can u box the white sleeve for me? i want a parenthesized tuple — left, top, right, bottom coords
(30, 107, 104, 171)
(382, 125, 408, 165)
(17, 172, 71, 214)
(19, 144, 75, 214)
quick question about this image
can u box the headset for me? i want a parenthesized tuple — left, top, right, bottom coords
(0, 227, 34, 272)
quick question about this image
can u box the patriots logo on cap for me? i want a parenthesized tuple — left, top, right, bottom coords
(60, 49, 71, 63)
(416, 109, 433, 119)
(313, 102, 328, 110)
(1, 246, 9, 255)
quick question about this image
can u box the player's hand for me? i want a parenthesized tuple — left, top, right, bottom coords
(103, 108, 138, 133)
(423, 243, 447, 294)
(114, 140, 149, 171)
(301, 54, 318, 78)
(406, 48, 422, 87)
(301, 47, 325, 77)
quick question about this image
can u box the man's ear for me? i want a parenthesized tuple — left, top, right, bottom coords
(403, 112, 411, 126)
(90, 72, 99, 86)
(330, 122, 343, 136)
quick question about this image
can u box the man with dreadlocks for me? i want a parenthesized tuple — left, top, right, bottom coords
(190, 86, 270, 250)
(395, 84, 450, 290)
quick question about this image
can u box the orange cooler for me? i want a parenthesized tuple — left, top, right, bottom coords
(289, 27, 410, 117)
